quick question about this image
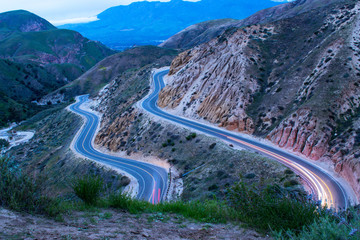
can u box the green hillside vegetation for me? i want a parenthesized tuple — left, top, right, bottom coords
(0, 29, 113, 69)
(0, 10, 55, 41)
(0, 10, 115, 127)
(1, 158, 359, 239)
(52, 45, 178, 99)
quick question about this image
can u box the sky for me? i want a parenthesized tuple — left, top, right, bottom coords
(0, 0, 291, 26)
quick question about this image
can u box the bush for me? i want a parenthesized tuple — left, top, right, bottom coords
(227, 181, 325, 234)
(0, 139, 10, 149)
(276, 208, 360, 239)
(186, 132, 197, 140)
(73, 175, 104, 205)
(284, 179, 299, 188)
(209, 143, 216, 149)
(0, 158, 60, 216)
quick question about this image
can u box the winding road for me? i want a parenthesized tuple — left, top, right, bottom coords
(69, 96, 168, 204)
(142, 69, 350, 209)
(70, 68, 350, 209)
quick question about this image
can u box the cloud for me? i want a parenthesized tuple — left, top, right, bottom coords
(0, 0, 200, 24)
(51, 17, 99, 26)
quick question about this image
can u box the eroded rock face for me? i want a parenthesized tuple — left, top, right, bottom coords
(268, 109, 330, 160)
(158, 25, 276, 134)
(158, 0, 360, 199)
(95, 109, 138, 152)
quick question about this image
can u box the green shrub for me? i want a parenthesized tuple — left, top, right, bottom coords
(73, 175, 104, 205)
(0, 158, 60, 216)
(275, 208, 360, 239)
(227, 181, 325, 234)
(0, 139, 10, 149)
(186, 132, 197, 140)
(284, 179, 299, 188)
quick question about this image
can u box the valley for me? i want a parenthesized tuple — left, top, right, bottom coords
(1, 0, 360, 239)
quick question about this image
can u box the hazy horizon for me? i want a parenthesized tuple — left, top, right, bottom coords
(0, 0, 291, 26)
(0, 0, 200, 25)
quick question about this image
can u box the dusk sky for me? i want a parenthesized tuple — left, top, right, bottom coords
(0, 0, 199, 25)
(0, 0, 290, 26)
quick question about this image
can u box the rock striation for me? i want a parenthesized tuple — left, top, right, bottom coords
(158, 0, 360, 199)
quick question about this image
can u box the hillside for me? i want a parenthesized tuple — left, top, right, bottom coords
(161, 0, 349, 49)
(59, 0, 282, 50)
(0, 10, 114, 126)
(0, 10, 55, 39)
(158, 0, 360, 198)
(40, 46, 178, 104)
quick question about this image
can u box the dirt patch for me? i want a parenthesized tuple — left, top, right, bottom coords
(0, 208, 270, 240)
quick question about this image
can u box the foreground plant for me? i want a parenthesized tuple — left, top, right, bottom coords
(275, 207, 360, 239)
(227, 181, 326, 234)
(73, 174, 104, 206)
(0, 158, 60, 216)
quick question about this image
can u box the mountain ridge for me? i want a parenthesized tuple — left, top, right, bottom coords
(0, 10, 55, 34)
(59, 0, 282, 50)
(160, 0, 348, 49)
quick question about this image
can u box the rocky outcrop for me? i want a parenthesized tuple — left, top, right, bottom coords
(158, 24, 276, 133)
(268, 109, 330, 160)
(95, 108, 138, 152)
(158, 0, 360, 199)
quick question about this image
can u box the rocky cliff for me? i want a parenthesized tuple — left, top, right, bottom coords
(158, 0, 360, 198)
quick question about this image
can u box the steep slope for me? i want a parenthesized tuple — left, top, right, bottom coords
(40, 46, 178, 104)
(89, 60, 298, 201)
(161, 0, 349, 49)
(60, 0, 282, 50)
(158, 0, 360, 198)
(0, 10, 114, 126)
(0, 10, 55, 39)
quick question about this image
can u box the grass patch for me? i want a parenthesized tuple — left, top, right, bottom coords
(0, 158, 61, 217)
(108, 191, 235, 223)
(1, 160, 357, 239)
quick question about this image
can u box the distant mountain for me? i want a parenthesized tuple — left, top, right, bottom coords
(0, 10, 55, 35)
(161, 0, 347, 49)
(0, 10, 115, 126)
(60, 0, 283, 50)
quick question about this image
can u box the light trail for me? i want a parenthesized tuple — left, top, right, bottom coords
(141, 69, 349, 209)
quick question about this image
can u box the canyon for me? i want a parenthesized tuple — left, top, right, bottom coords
(158, 0, 360, 199)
